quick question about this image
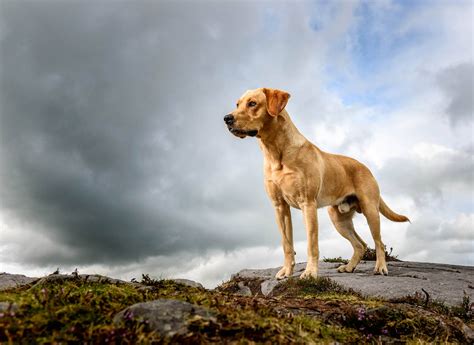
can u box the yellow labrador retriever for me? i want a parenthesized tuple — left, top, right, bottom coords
(224, 88, 409, 279)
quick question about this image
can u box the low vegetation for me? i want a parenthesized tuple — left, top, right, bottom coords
(362, 246, 401, 262)
(323, 245, 400, 264)
(0, 272, 471, 343)
(322, 256, 349, 264)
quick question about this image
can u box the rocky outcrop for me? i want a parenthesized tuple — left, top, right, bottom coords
(233, 261, 474, 306)
(0, 272, 203, 291)
(0, 262, 472, 343)
(2, 261, 473, 306)
(0, 273, 37, 290)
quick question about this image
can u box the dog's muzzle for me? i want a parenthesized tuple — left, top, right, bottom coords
(223, 114, 258, 138)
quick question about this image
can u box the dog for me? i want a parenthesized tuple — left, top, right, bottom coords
(224, 88, 409, 279)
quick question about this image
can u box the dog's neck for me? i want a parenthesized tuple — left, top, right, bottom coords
(258, 110, 307, 169)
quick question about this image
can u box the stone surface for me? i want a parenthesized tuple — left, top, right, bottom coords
(261, 279, 280, 296)
(172, 279, 204, 289)
(0, 273, 37, 290)
(236, 281, 252, 296)
(113, 299, 216, 336)
(30, 274, 139, 289)
(234, 261, 474, 306)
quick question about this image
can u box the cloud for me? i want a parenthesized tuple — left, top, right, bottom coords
(401, 212, 474, 265)
(378, 143, 473, 206)
(436, 63, 474, 126)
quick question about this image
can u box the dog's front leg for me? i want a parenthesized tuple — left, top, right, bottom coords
(300, 201, 319, 279)
(273, 202, 295, 279)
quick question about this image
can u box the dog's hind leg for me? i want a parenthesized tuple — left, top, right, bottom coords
(328, 206, 367, 273)
(359, 197, 388, 275)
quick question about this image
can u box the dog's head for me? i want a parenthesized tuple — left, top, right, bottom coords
(224, 88, 290, 138)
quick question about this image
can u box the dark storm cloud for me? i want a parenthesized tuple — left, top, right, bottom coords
(437, 62, 473, 126)
(0, 0, 288, 265)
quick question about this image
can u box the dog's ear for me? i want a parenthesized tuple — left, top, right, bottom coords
(263, 88, 291, 117)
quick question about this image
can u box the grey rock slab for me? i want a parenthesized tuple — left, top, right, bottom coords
(0, 273, 38, 290)
(234, 261, 474, 306)
(172, 279, 204, 289)
(113, 299, 216, 337)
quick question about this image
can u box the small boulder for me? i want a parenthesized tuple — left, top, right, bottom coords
(113, 299, 216, 337)
(261, 279, 280, 296)
(172, 279, 204, 289)
(236, 282, 252, 296)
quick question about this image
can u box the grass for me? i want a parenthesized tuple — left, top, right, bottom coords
(322, 256, 349, 264)
(362, 246, 401, 262)
(0, 273, 471, 343)
(323, 246, 401, 265)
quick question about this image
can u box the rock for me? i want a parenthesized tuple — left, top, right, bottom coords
(235, 282, 252, 296)
(0, 301, 19, 313)
(0, 273, 37, 290)
(261, 279, 280, 296)
(172, 279, 204, 289)
(113, 299, 216, 337)
(234, 261, 474, 306)
(30, 274, 139, 288)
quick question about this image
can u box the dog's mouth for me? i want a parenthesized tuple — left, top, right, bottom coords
(227, 126, 258, 139)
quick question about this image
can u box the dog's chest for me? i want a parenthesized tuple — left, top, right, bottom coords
(268, 166, 305, 209)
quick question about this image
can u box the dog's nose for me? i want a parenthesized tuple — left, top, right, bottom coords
(224, 114, 234, 125)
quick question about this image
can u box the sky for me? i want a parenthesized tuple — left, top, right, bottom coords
(0, 0, 472, 287)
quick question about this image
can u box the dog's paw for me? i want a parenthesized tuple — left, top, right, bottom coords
(275, 266, 293, 280)
(337, 264, 355, 273)
(299, 267, 318, 279)
(373, 262, 389, 276)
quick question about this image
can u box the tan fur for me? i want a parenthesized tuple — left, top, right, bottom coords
(225, 88, 410, 279)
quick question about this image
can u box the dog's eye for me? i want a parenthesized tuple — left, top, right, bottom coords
(248, 101, 257, 107)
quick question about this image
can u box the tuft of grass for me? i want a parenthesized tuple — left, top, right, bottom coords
(272, 276, 361, 299)
(138, 273, 162, 286)
(362, 246, 401, 262)
(323, 256, 349, 264)
(295, 276, 355, 295)
(391, 290, 473, 323)
(323, 246, 400, 263)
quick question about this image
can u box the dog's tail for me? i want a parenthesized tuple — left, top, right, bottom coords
(379, 197, 410, 223)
